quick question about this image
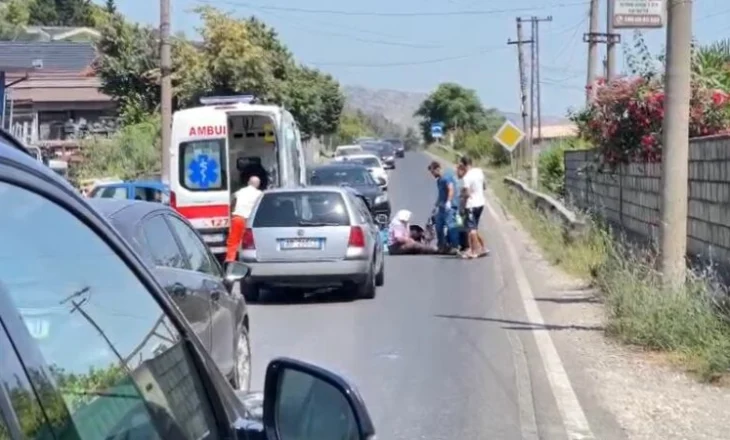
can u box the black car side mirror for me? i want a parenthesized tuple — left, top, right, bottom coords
(262, 358, 375, 440)
(224, 261, 251, 291)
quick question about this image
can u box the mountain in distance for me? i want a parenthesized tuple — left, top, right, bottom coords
(343, 85, 569, 131)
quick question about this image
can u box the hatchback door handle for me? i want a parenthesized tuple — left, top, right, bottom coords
(210, 290, 224, 301)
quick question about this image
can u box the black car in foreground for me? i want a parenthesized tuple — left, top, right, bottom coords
(384, 138, 405, 158)
(310, 162, 391, 226)
(0, 129, 376, 440)
(87, 198, 252, 393)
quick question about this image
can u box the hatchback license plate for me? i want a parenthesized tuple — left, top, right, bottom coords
(279, 238, 322, 250)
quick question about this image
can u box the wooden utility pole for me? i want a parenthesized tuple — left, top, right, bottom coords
(659, 0, 693, 288)
(585, 0, 600, 102)
(524, 16, 551, 187)
(507, 18, 532, 175)
(160, 0, 172, 183)
(606, 0, 616, 80)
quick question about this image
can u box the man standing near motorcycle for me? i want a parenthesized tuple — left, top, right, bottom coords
(427, 161, 459, 254)
(460, 155, 488, 258)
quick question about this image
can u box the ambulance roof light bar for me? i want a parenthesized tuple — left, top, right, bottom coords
(199, 95, 257, 106)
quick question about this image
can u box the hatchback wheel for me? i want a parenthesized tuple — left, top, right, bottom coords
(358, 264, 377, 299)
(375, 260, 385, 287)
(232, 326, 252, 392)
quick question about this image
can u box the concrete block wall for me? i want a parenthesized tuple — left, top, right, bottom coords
(564, 135, 730, 265)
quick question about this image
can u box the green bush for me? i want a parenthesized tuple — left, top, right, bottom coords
(538, 137, 591, 196)
(78, 115, 161, 181)
(454, 130, 508, 166)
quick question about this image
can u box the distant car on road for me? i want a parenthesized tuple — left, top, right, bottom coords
(309, 162, 391, 225)
(336, 153, 388, 189)
(334, 144, 363, 158)
(362, 141, 396, 169)
(89, 179, 170, 204)
(238, 186, 386, 302)
(384, 138, 405, 158)
(88, 199, 252, 392)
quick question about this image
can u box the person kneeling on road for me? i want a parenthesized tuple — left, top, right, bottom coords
(225, 176, 262, 263)
(388, 209, 439, 255)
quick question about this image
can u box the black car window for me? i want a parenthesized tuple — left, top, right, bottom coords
(253, 191, 351, 227)
(310, 168, 375, 186)
(167, 216, 220, 277)
(0, 180, 220, 440)
(142, 215, 187, 269)
(91, 185, 127, 199)
(135, 186, 164, 203)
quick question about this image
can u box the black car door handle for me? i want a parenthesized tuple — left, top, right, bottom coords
(170, 283, 187, 297)
(210, 290, 223, 301)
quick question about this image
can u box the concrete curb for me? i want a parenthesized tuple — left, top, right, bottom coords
(502, 176, 587, 243)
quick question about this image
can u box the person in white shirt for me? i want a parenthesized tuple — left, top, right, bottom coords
(225, 176, 263, 263)
(460, 156, 488, 258)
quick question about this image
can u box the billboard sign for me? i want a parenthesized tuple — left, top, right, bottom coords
(613, 0, 664, 29)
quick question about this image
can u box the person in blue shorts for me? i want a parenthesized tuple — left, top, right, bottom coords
(427, 161, 459, 254)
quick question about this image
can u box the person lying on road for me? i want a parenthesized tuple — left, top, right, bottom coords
(388, 209, 439, 255)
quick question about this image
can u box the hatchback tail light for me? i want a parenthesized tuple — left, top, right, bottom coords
(348, 226, 365, 248)
(241, 228, 255, 249)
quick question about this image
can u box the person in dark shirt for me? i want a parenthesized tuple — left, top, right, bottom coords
(427, 161, 459, 254)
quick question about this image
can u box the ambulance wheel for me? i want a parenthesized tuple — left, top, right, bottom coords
(241, 281, 261, 303)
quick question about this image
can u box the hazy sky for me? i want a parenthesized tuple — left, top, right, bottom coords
(106, 0, 730, 118)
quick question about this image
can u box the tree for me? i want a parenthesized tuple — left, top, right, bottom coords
(3, 0, 30, 25)
(282, 66, 344, 138)
(96, 15, 160, 124)
(104, 0, 116, 15)
(28, 0, 95, 26)
(414, 83, 496, 142)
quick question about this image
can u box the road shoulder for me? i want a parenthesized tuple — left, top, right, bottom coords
(428, 150, 730, 440)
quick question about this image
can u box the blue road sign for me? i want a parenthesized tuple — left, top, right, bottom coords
(188, 154, 220, 189)
(431, 122, 444, 139)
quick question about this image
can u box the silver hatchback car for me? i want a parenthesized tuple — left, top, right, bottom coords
(238, 186, 385, 301)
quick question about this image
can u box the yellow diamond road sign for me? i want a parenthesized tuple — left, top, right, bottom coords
(493, 120, 525, 152)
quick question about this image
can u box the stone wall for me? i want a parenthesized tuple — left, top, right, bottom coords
(564, 135, 730, 265)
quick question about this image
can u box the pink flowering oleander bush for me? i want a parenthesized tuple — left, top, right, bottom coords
(570, 76, 730, 168)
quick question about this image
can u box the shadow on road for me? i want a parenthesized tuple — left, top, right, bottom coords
(533, 295, 601, 305)
(434, 313, 603, 332)
(255, 288, 357, 306)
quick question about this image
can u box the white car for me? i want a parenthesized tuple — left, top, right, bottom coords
(334, 144, 363, 158)
(340, 154, 388, 188)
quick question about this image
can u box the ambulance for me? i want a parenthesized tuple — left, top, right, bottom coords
(168, 95, 307, 256)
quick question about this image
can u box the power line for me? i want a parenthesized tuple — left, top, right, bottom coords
(306, 45, 507, 67)
(211, 0, 590, 17)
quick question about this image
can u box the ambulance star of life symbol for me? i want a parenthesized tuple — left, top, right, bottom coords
(297, 229, 305, 237)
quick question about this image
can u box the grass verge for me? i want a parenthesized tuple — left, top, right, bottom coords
(491, 174, 730, 383)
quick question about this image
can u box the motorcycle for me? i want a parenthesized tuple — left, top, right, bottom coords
(409, 208, 468, 251)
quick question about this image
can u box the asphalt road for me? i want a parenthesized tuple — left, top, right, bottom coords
(245, 152, 613, 440)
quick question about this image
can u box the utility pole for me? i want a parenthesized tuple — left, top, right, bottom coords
(659, 0, 693, 288)
(584, 0, 600, 103)
(160, 0, 172, 183)
(507, 18, 532, 175)
(606, 0, 616, 80)
(524, 16, 551, 188)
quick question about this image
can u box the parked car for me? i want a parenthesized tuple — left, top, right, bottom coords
(333, 144, 363, 158)
(362, 141, 395, 169)
(87, 198, 251, 392)
(309, 162, 391, 225)
(0, 127, 376, 440)
(89, 179, 170, 204)
(384, 138, 405, 158)
(337, 153, 388, 189)
(238, 186, 386, 302)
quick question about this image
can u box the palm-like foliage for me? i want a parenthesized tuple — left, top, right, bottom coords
(692, 39, 730, 90)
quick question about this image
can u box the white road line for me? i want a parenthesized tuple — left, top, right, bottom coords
(485, 197, 595, 440)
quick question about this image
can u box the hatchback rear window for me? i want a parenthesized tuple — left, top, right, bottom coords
(253, 192, 350, 227)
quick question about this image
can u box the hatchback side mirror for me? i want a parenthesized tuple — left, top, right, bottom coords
(263, 358, 375, 440)
(224, 261, 251, 291)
